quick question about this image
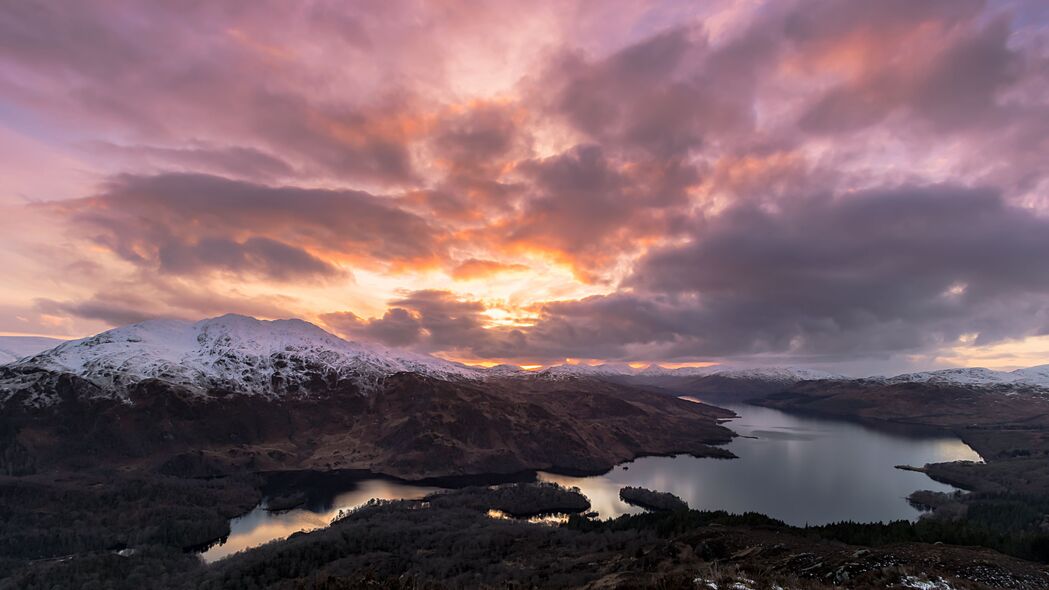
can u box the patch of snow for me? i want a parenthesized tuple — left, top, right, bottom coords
(691, 577, 757, 590)
(900, 575, 955, 590)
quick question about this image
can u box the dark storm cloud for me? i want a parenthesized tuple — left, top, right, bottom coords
(323, 290, 498, 350)
(51, 173, 440, 280)
(490, 145, 698, 278)
(0, 1, 425, 186)
(430, 102, 523, 173)
(157, 236, 341, 281)
(543, 26, 753, 158)
(533, 185, 1049, 361)
(798, 15, 1020, 134)
(34, 294, 158, 327)
(350, 185, 1049, 364)
(35, 282, 300, 328)
(322, 309, 423, 348)
(5, 0, 1049, 371)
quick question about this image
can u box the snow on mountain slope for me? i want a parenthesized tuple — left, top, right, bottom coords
(636, 364, 719, 377)
(5, 314, 479, 404)
(880, 365, 1049, 390)
(478, 364, 531, 378)
(0, 336, 66, 364)
(1009, 364, 1049, 387)
(537, 362, 841, 382)
(6, 312, 1048, 407)
(538, 362, 637, 379)
(708, 367, 845, 382)
(883, 368, 1014, 386)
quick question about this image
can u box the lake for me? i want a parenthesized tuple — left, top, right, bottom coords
(539, 402, 980, 525)
(199, 402, 981, 562)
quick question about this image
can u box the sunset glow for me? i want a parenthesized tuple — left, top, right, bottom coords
(2, 1, 1049, 374)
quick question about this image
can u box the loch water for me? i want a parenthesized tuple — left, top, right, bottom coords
(200, 402, 980, 562)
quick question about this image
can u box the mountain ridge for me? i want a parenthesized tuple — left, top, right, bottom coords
(2, 314, 479, 407)
(4, 315, 1049, 409)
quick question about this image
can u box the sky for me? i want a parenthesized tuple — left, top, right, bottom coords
(1, 0, 1049, 375)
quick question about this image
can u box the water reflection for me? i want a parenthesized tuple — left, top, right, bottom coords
(199, 403, 982, 562)
(539, 403, 981, 526)
(486, 509, 571, 525)
(200, 479, 443, 562)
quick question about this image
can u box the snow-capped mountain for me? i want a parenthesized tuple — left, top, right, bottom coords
(0, 336, 66, 364)
(636, 364, 720, 377)
(3, 314, 479, 405)
(537, 362, 638, 379)
(6, 313, 1048, 408)
(707, 367, 845, 382)
(477, 363, 531, 378)
(876, 365, 1049, 390)
(536, 362, 841, 383)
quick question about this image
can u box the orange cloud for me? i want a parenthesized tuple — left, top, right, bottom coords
(450, 259, 529, 281)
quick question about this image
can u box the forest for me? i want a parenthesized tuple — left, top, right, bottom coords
(4, 478, 1049, 589)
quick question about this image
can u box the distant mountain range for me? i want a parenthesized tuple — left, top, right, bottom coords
(3, 315, 1048, 409)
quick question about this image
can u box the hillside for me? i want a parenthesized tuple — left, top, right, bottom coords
(0, 316, 734, 480)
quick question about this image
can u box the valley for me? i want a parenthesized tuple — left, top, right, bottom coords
(2, 316, 1049, 588)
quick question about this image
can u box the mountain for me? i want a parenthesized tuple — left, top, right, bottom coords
(636, 364, 719, 377)
(536, 362, 638, 379)
(0, 336, 66, 364)
(549, 364, 846, 399)
(8, 315, 1047, 407)
(0, 315, 734, 479)
(534, 362, 839, 381)
(543, 360, 1049, 399)
(878, 365, 1049, 391)
(0, 319, 845, 408)
(2, 314, 478, 407)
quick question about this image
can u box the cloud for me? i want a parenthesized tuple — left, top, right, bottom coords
(50, 173, 440, 280)
(526, 184, 1049, 362)
(33, 279, 301, 329)
(335, 185, 1049, 367)
(35, 294, 161, 327)
(472, 144, 699, 280)
(542, 26, 753, 158)
(450, 259, 528, 281)
(156, 236, 343, 282)
(323, 290, 515, 355)
(80, 141, 297, 182)
(797, 13, 1019, 134)
(4, 0, 1049, 373)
